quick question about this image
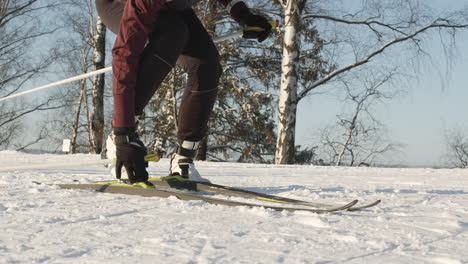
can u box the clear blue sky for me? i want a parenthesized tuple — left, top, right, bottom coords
(296, 1, 468, 166)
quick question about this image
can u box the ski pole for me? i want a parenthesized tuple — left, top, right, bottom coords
(0, 21, 279, 103)
(0, 67, 113, 102)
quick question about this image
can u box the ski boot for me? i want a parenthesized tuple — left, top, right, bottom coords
(167, 140, 210, 182)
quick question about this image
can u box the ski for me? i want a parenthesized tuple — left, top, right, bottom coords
(32, 181, 358, 213)
(347, 199, 382, 211)
(148, 177, 381, 211)
(149, 176, 336, 207)
(88, 177, 380, 211)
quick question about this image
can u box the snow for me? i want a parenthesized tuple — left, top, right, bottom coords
(0, 151, 467, 263)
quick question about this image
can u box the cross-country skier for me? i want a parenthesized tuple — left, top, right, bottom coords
(95, 0, 273, 185)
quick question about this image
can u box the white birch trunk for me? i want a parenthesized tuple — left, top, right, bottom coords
(0, 0, 8, 16)
(275, 0, 300, 164)
(83, 79, 94, 152)
(76, 45, 95, 153)
(71, 83, 85, 154)
(91, 16, 106, 154)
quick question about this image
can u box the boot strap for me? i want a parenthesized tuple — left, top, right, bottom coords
(177, 145, 197, 158)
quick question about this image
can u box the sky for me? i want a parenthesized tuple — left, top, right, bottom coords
(291, 0, 468, 167)
(296, 2, 468, 166)
(382, 1, 468, 166)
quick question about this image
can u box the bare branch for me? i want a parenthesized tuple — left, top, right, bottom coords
(298, 20, 468, 101)
(303, 14, 409, 36)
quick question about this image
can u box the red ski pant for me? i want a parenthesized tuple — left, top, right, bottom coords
(96, 0, 222, 142)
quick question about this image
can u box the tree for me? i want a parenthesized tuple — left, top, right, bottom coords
(274, 0, 335, 164)
(294, 145, 317, 165)
(319, 69, 401, 166)
(275, 0, 302, 164)
(140, 0, 278, 162)
(445, 128, 468, 168)
(274, 0, 468, 164)
(46, 0, 108, 153)
(0, 0, 64, 150)
(202, 0, 278, 162)
(91, 15, 107, 154)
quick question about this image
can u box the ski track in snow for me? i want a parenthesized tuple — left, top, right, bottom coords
(0, 151, 467, 264)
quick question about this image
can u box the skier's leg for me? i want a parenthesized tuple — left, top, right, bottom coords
(134, 9, 189, 116)
(169, 9, 222, 181)
(96, 2, 189, 116)
(176, 10, 223, 142)
(98, 6, 190, 180)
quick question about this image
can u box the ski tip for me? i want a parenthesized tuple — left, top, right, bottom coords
(329, 199, 359, 212)
(346, 199, 359, 209)
(308, 199, 359, 214)
(363, 199, 381, 207)
(347, 200, 381, 212)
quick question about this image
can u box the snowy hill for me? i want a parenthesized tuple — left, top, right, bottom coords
(0, 151, 467, 263)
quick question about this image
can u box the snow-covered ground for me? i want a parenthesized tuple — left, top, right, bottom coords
(0, 151, 467, 264)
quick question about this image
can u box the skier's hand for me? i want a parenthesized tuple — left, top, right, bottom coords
(238, 10, 272, 42)
(114, 128, 149, 184)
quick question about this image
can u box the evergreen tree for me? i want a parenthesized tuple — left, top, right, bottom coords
(141, 0, 279, 162)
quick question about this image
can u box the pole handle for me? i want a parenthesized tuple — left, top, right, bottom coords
(243, 20, 279, 33)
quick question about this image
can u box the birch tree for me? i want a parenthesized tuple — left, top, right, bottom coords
(91, 15, 107, 154)
(275, 0, 302, 164)
(274, 0, 468, 164)
(0, 0, 64, 149)
(47, 0, 108, 153)
(69, 45, 94, 153)
(268, 0, 332, 164)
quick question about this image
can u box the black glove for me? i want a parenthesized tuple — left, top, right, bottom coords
(238, 9, 272, 42)
(114, 128, 149, 184)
